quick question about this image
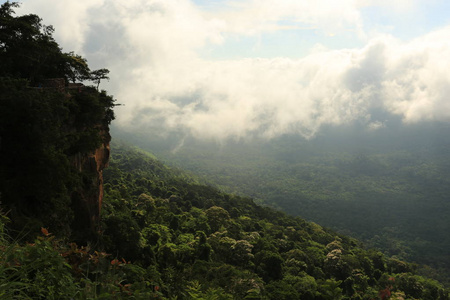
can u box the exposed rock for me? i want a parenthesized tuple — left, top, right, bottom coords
(71, 128, 111, 237)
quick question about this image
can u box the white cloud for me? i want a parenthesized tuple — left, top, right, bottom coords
(20, 0, 104, 53)
(16, 0, 450, 140)
(115, 24, 450, 140)
(205, 0, 364, 38)
(358, 0, 417, 11)
(381, 29, 450, 123)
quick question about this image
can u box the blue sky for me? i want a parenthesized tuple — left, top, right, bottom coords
(16, 0, 450, 140)
(193, 0, 450, 59)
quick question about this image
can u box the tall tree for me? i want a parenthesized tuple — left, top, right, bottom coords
(0, 1, 108, 86)
(0, 2, 62, 82)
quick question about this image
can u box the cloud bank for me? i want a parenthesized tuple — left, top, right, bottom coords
(19, 0, 450, 140)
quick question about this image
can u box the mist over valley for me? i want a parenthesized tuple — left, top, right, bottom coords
(114, 119, 450, 283)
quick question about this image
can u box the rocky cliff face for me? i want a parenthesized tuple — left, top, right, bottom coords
(94, 130, 111, 214)
(1, 77, 115, 239)
(71, 128, 111, 237)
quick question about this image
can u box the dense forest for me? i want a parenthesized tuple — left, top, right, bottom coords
(1, 2, 450, 299)
(113, 123, 450, 285)
(3, 140, 450, 298)
(100, 142, 450, 299)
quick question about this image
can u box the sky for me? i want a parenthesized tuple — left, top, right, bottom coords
(15, 0, 450, 140)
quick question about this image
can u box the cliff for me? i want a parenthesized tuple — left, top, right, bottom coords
(71, 128, 111, 236)
(0, 3, 115, 240)
(0, 78, 115, 240)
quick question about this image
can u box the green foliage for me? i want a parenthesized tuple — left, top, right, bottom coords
(118, 125, 450, 285)
(0, 2, 112, 86)
(99, 142, 450, 299)
(90, 68, 110, 89)
(186, 280, 233, 300)
(2, 139, 449, 299)
(0, 77, 114, 238)
(0, 2, 115, 239)
(0, 2, 60, 83)
(0, 237, 80, 299)
(0, 227, 163, 299)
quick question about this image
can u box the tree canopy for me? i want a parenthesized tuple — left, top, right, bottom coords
(0, 1, 115, 239)
(0, 1, 108, 86)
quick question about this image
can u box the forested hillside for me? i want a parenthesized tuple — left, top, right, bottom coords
(113, 124, 450, 285)
(3, 140, 450, 298)
(102, 142, 450, 299)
